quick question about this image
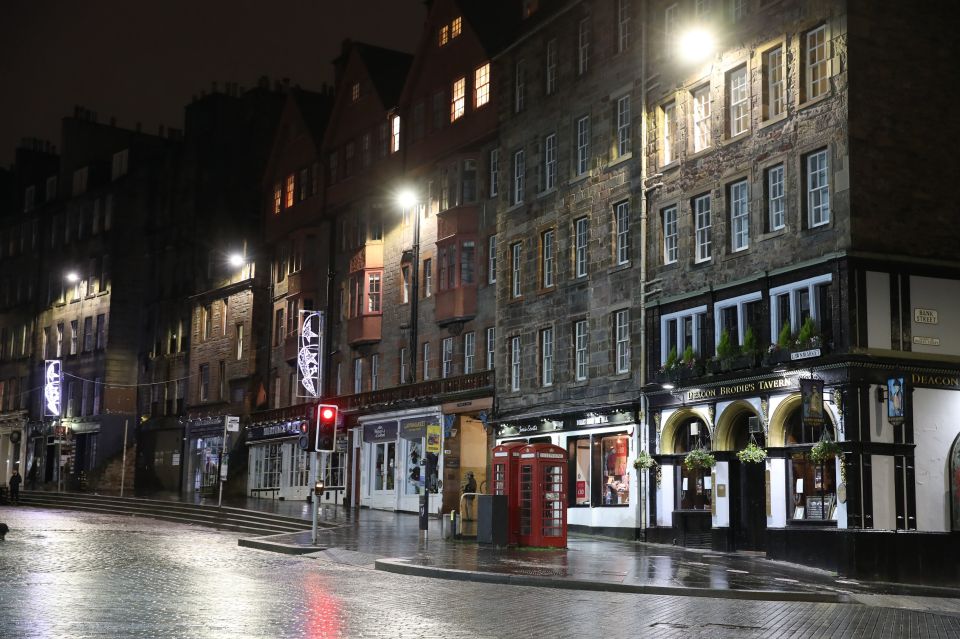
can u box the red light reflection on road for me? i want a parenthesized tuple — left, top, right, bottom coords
(304, 572, 343, 638)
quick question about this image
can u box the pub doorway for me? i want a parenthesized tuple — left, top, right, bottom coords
(727, 410, 766, 551)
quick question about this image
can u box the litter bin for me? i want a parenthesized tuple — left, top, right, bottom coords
(476, 494, 508, 545)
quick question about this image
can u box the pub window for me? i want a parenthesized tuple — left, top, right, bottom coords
(674, 419, 711, 510)
(784, 405, 837, 521)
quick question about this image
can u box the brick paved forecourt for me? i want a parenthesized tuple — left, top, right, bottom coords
(2, 508, 959, 638)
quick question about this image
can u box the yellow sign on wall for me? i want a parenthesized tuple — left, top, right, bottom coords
(426, 423, 442, 454)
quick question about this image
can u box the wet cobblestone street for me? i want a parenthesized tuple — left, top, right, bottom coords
(1, 507, 959, 638)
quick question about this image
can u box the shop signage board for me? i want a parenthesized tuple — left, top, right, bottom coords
(224, 415, 240, 432)
(362, 421, 398, 443)
(910, 373, 960, 389)
(686, 377, 791, 402)
(887, 377, 905, 425)
(800, 378, 825, 430)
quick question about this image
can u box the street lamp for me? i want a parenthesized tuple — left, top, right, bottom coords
(228, 253, 245, 268)
(679, 28, 715, 63)
(397, 187, 430, 538)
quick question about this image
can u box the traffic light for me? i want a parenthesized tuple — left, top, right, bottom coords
(297, 419, 316, 452)
(316, 404, 338, 452)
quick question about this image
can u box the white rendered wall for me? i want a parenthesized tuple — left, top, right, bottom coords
(658, 464, 675, 527)
(767, 457, 787, 527)
(713, 461, 730, 527)
(913, 388, 960, 531)
(871, 455, 897, 530)
(910, 276, 960, 356)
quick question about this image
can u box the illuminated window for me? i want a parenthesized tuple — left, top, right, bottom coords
(727, 66, 748, 137)
(804, 25, 828, 101)
(391, 115, 401, 153)
(285, 174, 295, 208)
(661, 306, 708, 364)
(451, 16, 461, 37)
(367, 272, 382, 312)
(439, 24, 449, 46)
(451, 77, 465, 121)
(401, 265, 410, 303)
(474, 63, 490, 107)
(351, 82, 360, 102)
(273, 183, 281, 214)
(692, 86, 711, 152)
(423, 258, 432, 297)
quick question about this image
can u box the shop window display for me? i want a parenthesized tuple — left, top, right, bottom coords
(568, 432, 629, 506)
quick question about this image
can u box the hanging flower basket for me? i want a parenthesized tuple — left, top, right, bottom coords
(683, 448, 716, 471)
(808, 440, 842, 465)
(736, 442, 768, 464)
(633, 451, 657, 470)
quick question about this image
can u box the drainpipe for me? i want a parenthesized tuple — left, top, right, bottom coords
(638, 0, 649, 536)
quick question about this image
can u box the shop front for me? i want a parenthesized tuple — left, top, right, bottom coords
(245, 419, 313, 501)
(355, 407, 442, 514)
(649, 373, 845, 551)
(184, 416, 236, 497)
(497, 407, 640, 539)
(0, 411, 27, 486)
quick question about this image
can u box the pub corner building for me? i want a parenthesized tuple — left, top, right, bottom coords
(644, 267, 960, 585)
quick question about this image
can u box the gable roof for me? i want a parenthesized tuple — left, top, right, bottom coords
(354, 43, 414, 108)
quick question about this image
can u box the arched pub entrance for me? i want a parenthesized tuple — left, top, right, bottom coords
(716, 401, 766, 551)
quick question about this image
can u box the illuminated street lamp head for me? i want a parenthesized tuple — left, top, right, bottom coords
(228, 253, 245, 267)
(65, 272, 79, 283)
(397, 188, 418, 209)
(679, 28, 714, 62)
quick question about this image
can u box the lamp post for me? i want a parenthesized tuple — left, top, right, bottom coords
(398, 189, 429, 537)
(398, 190, 420, 385)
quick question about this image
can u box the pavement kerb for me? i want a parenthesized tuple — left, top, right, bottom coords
(373, 558, 851, 604)
(238, 537, 324, 555)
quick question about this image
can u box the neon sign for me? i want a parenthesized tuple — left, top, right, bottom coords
(297, 310, 324, 398)
(44, 359, 62, 416)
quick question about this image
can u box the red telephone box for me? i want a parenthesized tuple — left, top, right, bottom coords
(492, 441, 526, 545)
(517, 443, 567, 548)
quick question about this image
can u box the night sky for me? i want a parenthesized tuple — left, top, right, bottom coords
(0, 0, 427, 167)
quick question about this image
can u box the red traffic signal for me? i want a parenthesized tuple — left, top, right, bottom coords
(316, 403, 338, 452)
(296, 420, 315, 452)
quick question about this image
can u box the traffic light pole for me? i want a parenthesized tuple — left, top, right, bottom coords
(311, 451, 319, 544)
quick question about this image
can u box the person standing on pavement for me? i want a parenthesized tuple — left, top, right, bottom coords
(9, 469, 22, 505)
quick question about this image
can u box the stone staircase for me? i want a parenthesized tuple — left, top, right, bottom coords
(17, 491, 314, 537)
